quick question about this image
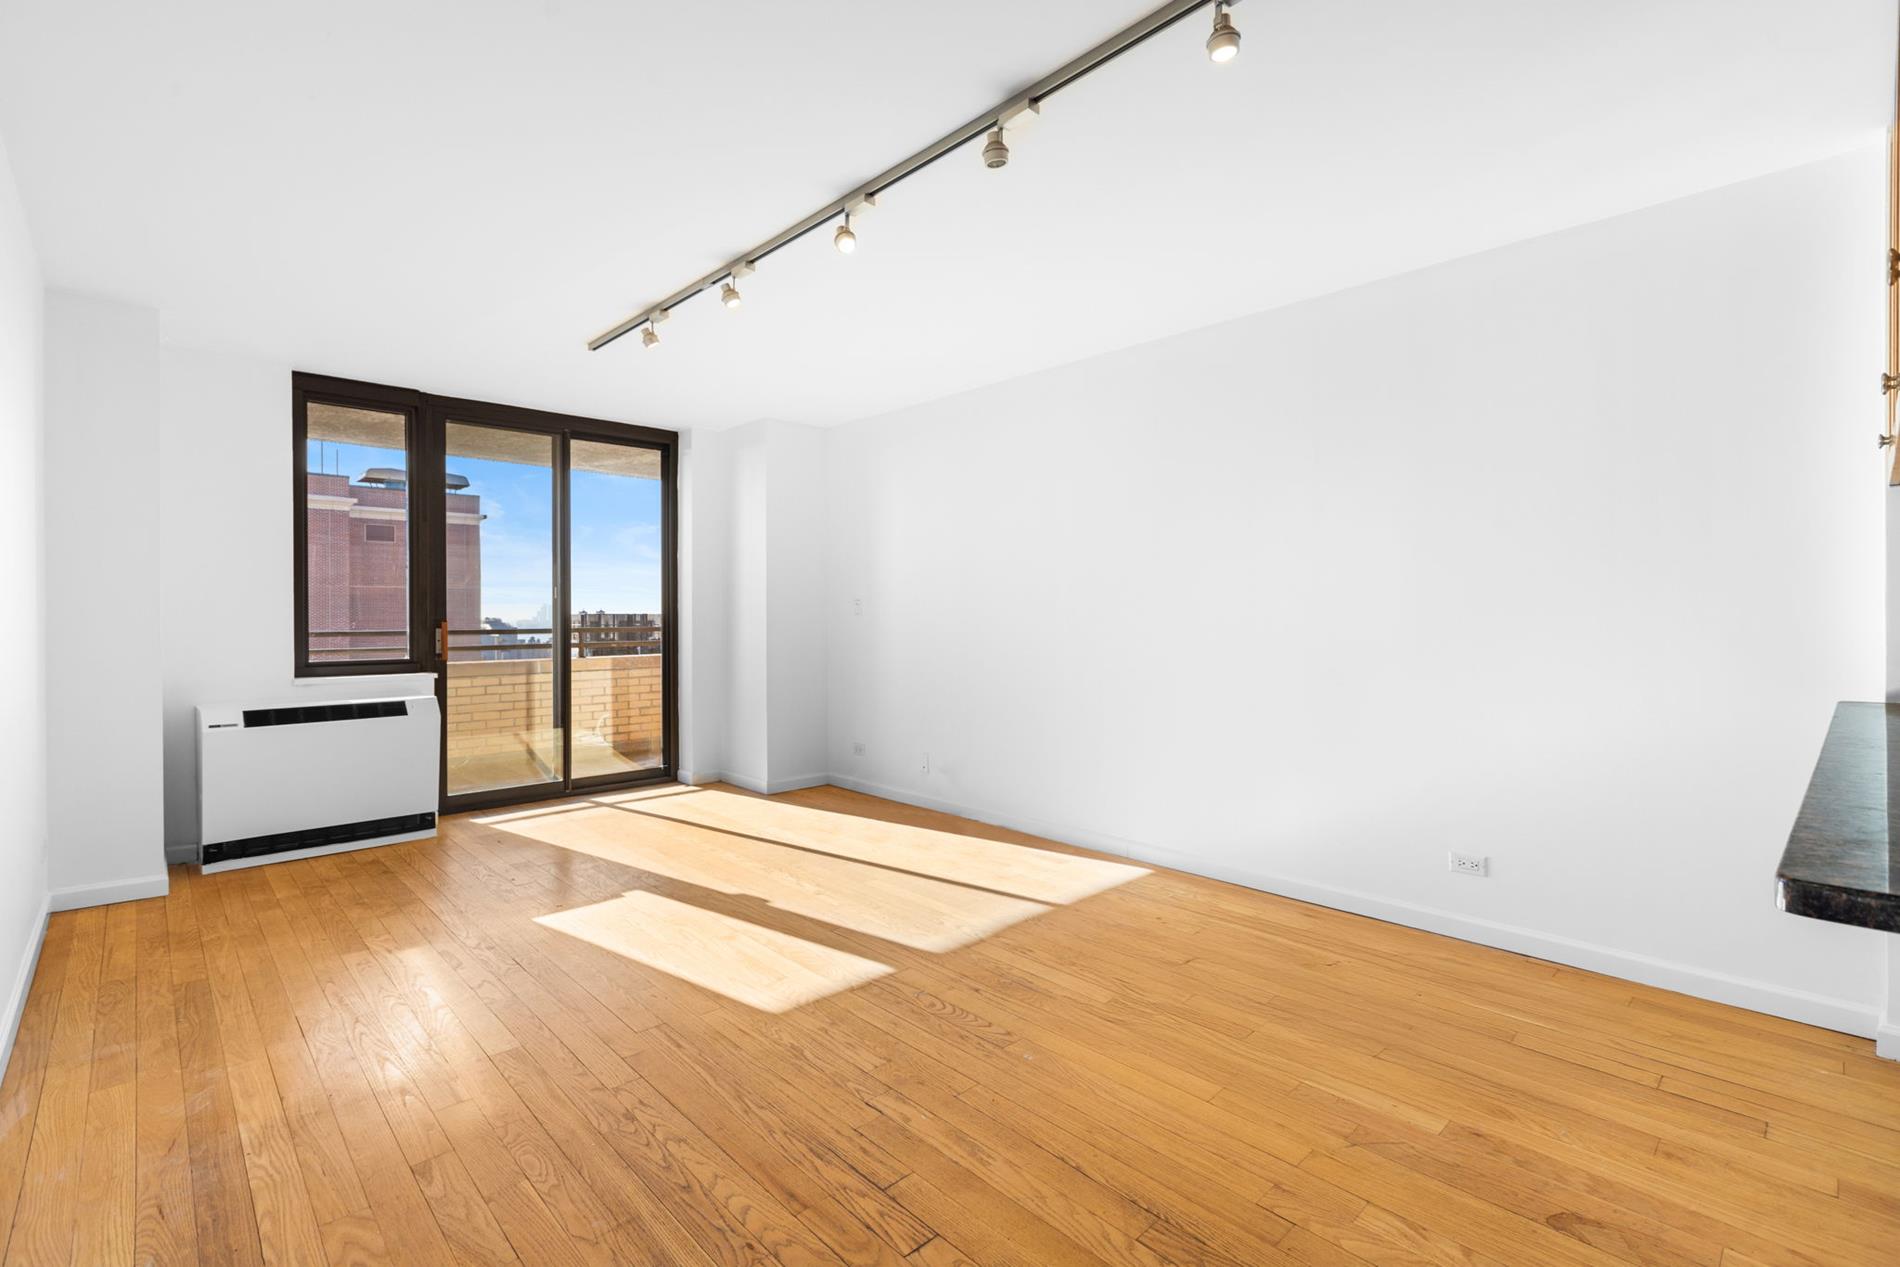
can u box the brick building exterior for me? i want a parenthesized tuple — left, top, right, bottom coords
(306, 472, 482, 660)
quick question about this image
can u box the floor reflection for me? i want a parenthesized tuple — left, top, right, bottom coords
(536, 890, 893, 1013)
(486, 784, 1148, 1011)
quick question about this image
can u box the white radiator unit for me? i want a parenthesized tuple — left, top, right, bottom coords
(196, 694, 440, 873)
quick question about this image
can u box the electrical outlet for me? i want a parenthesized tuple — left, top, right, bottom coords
(1448, 851, 1488, 877)
(852, 741, 865, 757)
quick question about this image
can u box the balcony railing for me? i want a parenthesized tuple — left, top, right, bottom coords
(309, 623, 663, 660)
(308, 630, 407, 659)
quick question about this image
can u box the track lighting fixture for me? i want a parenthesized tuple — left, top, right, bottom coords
(641, 309, 667, 348)
(1207, 2, 1240, 63)
(985, 100, 1036, 171)
(724, 261, 755, 310)
(835, 194, 874, 254)
(982, 127, 1010, 169)
(588, 0, 1246, 353)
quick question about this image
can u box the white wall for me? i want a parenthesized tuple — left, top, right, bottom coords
(157, 346, 433, 851)
(698, 419, 828, 793)
(721, 423, 770, 786)
(767, 422, 829, 785)
(0, 134, 49, 1074)
(825, 146, 1892, 1036)
(678, 426, 728, 784)
(43, 291, 166, 908)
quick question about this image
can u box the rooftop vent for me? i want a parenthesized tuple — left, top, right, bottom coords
(356, 468, 470, 490)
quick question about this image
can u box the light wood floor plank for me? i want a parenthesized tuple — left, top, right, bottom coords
(1, 781, 1896, 1267)
(5, 907, 106, 1267)
(134, 896, 199, 1267)
(169, 873, 265, 1267)
(245, 863, 462, 1267)
(74, 904, 140, 1264)
(0, 912, 74, 1263)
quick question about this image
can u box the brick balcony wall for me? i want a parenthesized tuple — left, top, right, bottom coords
(445, 654, 663, 762)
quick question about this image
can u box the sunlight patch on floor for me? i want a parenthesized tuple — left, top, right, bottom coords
(535, 890, 893, 1013)
(493, 799, 1053, 952)
(584, 786, 1149, 904)
(505, 784, 1151, 1010)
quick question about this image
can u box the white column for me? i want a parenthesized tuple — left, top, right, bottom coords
(43, 290, 166, 908)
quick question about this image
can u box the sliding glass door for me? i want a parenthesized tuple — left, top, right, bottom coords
(441, 420, 564, 800)
(289, 373, 674, 812)
(421, 400, 674, 812)
(568, 438, 667, 784)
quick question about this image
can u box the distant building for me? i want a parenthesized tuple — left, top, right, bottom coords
(306, 470, 483, 660)
(573, 609, 661, 657)
(308, 470, 656, 663)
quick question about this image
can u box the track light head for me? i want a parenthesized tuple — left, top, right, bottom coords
(982, 127, 1010, 169)
(833, 219, 857, 254)
(1207, 3, 1240, 63)
(721, 281, 742, 309)
(641, 323, 659, 348)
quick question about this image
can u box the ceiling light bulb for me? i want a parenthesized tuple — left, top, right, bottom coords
(982, 127, 1010, 169)
(834, 219, 857, 254)
(1207, 4, 1240, 63)
(721, 281, 742, 309)
(642, 324, 659, 348)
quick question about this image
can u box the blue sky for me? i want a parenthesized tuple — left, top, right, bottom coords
(307, 438, 662, 624)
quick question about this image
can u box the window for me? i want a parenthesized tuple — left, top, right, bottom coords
(291, 374, 680, 802)
(293, 375, 425, 676)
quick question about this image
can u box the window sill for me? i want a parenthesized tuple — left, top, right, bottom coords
(292, 672, 436, 688)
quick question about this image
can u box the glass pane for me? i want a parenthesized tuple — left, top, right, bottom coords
(569, 439, 664, 779)
(443, 423, 563, 796)
(304, 402, 410, 663)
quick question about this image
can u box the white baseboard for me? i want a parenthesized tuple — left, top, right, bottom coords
(200, 828, 434, 874)
(825, 774, 1881, 1040)
(764, 773, 830, 795)
(48, 873, 170, 912)
(1878, 1023, 1900, 1061)
(0, 895, 51, 1086)
(689, 770, 829, 796)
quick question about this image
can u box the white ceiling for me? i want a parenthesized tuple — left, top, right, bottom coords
(0, 1, 1892, 429)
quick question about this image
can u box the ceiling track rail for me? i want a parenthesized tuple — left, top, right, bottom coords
(587, 0, 1238, 351)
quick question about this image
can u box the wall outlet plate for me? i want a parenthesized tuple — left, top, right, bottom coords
(1448, 851, 1488, 877)
(852, 742, 865, 756)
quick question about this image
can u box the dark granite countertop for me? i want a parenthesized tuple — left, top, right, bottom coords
(1777, 701, 1900, 934)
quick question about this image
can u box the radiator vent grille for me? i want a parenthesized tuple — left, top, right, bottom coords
(202, 812, 436, 866)
(242, 700, 409, 728)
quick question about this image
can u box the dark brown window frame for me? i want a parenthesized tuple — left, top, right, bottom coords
(292, 373, 429, 678)
(426, 393, 680, 811)
(291, 371, 682, 804)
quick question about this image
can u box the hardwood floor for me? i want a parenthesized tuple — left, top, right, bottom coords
(1, 781, 1896, 1266)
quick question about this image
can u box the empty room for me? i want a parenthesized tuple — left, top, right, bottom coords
(2, 1, 1900, 1264)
